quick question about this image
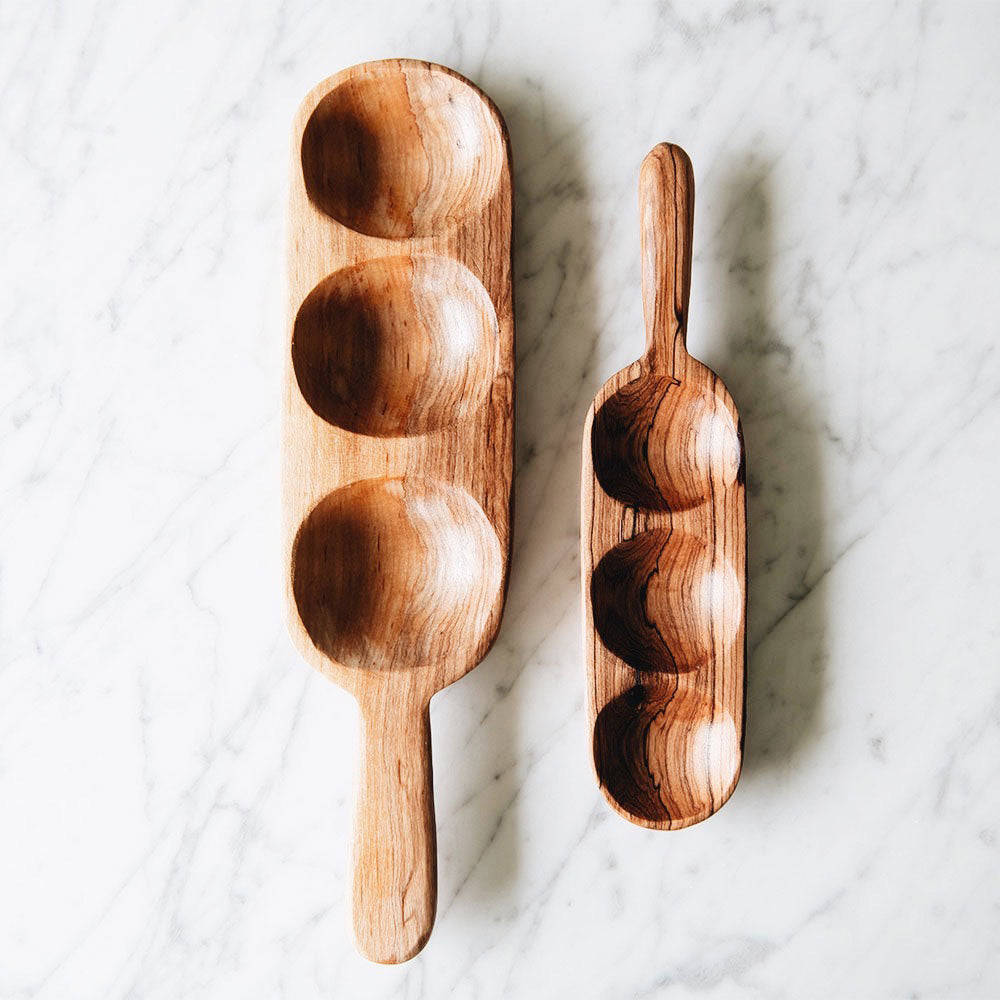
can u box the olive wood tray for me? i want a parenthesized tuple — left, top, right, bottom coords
(581, 143, 746, 830)
(283, 59, 513, 963)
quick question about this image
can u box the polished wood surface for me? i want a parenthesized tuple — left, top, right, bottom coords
(283, 60, 513, 963)
(582, 143, 746, 830)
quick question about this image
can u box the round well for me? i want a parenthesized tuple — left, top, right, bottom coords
(301, 63, 506, 239)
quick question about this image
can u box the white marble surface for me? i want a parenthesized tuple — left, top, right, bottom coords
(3, 1, 1000, 996)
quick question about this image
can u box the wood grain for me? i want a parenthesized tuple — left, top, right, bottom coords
(283, 60, 514, 963)
(582, 143, 746, 830)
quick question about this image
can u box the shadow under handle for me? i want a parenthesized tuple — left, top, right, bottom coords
(640, 142, 695, 374)
(351, 694, 436, 964)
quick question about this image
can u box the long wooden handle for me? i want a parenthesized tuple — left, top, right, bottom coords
(351, 695, 436, 964)
(640, 143, 695, 373)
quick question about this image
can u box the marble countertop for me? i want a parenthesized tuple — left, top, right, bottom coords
(3, 1, 999, 997)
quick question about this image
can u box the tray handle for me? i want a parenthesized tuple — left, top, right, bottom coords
(641, 142, 695, 374)
(351, 692, 436, 964)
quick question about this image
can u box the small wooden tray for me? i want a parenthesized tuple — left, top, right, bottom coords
(283, 60, 513, 963)
(581, 144, 746, 830)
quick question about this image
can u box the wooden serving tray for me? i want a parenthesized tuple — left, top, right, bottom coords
(283, 60, 513, 963)
(581, 144, 746, 830)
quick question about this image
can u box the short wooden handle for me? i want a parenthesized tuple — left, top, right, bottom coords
(640, 143, 695, 373)
(351, 696, 436, 964)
